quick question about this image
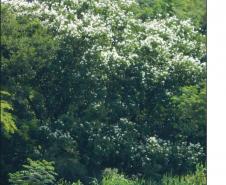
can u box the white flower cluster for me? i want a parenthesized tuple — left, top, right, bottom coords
(39, 121, 76, 145)
(5, 0, 205, 79)
(74, 119, 204, 170)
(146, 136, 204, 166)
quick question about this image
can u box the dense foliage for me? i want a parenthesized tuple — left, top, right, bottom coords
(0, 91, 17, 136)
(9, 161, 206, 185)
(132, 0, 206, 31)
(1, 0, 206, 184)
(9, 159, 57, 185)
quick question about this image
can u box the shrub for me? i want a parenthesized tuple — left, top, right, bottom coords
(9, 159, 57, 185)
(101, 168, 136, 185)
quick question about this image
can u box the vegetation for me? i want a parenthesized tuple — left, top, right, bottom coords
(9, 161, 206, 185)
(9, 159, 57, 185)
(1, 0, 206, 184)
(131, 0, 206, 32)
(1, 91, 17, 136)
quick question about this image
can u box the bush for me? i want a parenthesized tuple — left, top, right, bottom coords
(98, 169, 160, 185)
(9, 159, 57, 185)
(101, 168, 136, 185)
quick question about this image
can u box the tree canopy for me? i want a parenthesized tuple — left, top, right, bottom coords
(1, 0, 206, 184)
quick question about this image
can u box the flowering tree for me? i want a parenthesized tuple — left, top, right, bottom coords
(2, 0, 206, 182)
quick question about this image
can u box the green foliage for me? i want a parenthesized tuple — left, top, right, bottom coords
(72, 181, 84, 185)
(144, 137, 204, 177)
(1, 0, 206, 184)
(89, 166, 206, 185)
(57, 179, 72, 185)
(162, 164, 206, 185)
(171, 83, 206, 146)
(0, 5, 59, 184)
(9, 159, 57, 185)
(101, 169, 136, 185)
(0, 91, 17, 135)
(56, 179, 83, 185)
(170, 0, 206, 29)
(132, 0, 206, 30)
